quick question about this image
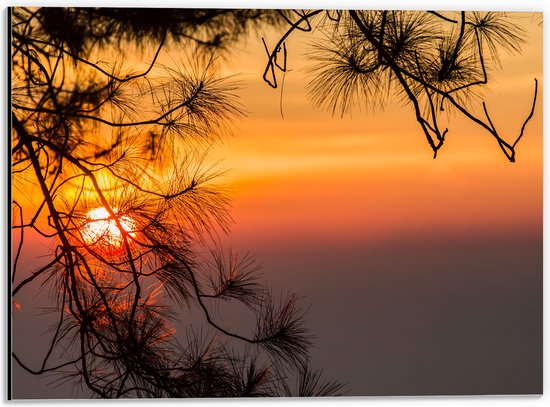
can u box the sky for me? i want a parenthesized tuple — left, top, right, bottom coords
(216, 12, 543, 395)
(10, 10, 542, 398)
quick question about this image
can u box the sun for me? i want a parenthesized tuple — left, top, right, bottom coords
(81, 207, 136, 249)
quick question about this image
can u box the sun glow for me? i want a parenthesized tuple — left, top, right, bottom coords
(81, 207, 136, 249)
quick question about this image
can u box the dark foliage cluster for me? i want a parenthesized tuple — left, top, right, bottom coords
(11, 7, 344, 398)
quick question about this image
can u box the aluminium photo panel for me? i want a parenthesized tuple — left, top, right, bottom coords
(9, 6, 542, 399)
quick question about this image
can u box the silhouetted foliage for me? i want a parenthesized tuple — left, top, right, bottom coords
(262, 10, 538, 161)
(11, 7, 345, 398)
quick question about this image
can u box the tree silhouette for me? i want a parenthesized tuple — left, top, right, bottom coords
(10, 7, 344, 398)
(262, 10, 538, 161)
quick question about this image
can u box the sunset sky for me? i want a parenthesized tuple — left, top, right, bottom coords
(11, 10, 542, 397)
(218, 12, 543, 394)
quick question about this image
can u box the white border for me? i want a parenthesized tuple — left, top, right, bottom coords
(0, 1, 546, 10)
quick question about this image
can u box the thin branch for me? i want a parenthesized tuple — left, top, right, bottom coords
(11, 201, 25, 283)
(512, 78, 538, 150)
(12, 352, 81, 375)
(12, 81, 202, 128)
(12, 252, 64, 296)
(263, 10, 322, 88)
(17, 30, 168, 83)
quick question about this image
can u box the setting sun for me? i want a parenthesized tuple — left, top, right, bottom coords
(81, 207, 136, 248)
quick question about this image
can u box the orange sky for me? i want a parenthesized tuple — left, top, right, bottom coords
(205, 12, 543, 249)
(13, 11, 542, 255)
